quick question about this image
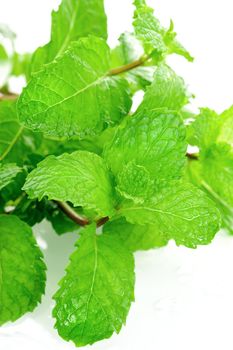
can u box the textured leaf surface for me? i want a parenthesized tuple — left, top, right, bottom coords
(23, 151, 115, 217)
(0, 215, 46, 325)
(218, 105, 233, 145)
(120, 182, 221, 248)
(133, 0, 193, 61)
(104, 108, 187, 189)
(103, 217, 168, 251)
(138, 64, 188, 112)
(203, 144, 233, 207)
(0, 163, 22, 190)
(18, 37, 132, 138)
(187, 108, 221, 149)
(0, 100, 41, 164)
(31, 0, 107, 72)
(53, 224, 135, 346)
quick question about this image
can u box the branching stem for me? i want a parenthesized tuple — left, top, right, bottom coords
(108, 55, 149, 75)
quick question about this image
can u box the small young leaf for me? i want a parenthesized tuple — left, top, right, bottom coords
(103, 217, 168, 252)
(31, 0, 107, 72)
(133, 0, 193, 62)
(53, 224, 135, 346)
(104, 108, 187, 189)
(18, 36, 132, 138)
(0, 214, 46, 325)
(23, 150, 115, 217)
(120, 181, 221, 248)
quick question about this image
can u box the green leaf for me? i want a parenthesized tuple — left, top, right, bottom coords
(218, 105, 233, 145)
(12, 197, 49, 227)
(187, 108, 221, 149)
(0, 214, 46, 325)
(0, 100, 41, 165)
(0, 163, 22, 190)
(103, 217, 168, 251)
(18, 36, 132, 138)
(23, 150, 115, 217)
(116, 161, 154, 203)
(120, 181, 221, 248)
(11, 52, 31, 80)
(104, 108, 187, 189)
(203, 143, 233, 208)
(31, 0, 107, 73)
(163, 20, 194, 62)
(53, 224, 135, 346)
(138, 64, 189, 112)
(133, 0, 193, 62)
(0, 44, 8, 60)
(133, 0, 166, 59)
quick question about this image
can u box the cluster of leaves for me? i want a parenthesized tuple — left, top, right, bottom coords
(0, 0, 230, 346)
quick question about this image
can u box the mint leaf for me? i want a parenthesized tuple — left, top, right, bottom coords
(31, 0, 107, 73)
(0, 214, 46, 325)
(0, 163, 22, 190)
(138, 64, 189, 112)
(203, 143, 233, 208)
(53, 224, 135, 346)
(163, 20, 194, 62)
(18, 36, 132, 138)
(120, 181, 221, 248)
(187, 108, 221, 149)
(23, 150, 115, 217)
(116, 161, 154, 203)
(104, 108, 187, 189)
(133, 0, 166, 59)
(0, 44, 8, 60)
(0, 100, 41, 165)
(218, 105, 233, 145)
(133, 0, 193, 62)
(103, 217, 168, 251)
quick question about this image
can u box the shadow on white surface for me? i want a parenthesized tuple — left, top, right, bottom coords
(1, 222, 233, 350)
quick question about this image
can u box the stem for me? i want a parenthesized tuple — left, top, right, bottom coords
(96, 216, 109, 227)
(186, 152, 199, 160)
(109, 55, 149, 75)
(56, 201, 109, 228)
(56, 201, 89, 226)
(0, 92, 18, 101)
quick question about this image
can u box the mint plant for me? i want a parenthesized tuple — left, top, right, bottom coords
(0, 0, 231, 346)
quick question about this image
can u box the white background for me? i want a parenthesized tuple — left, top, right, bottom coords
(1, 1, 233, 349)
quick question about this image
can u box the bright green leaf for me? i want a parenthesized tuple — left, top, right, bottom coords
(218, 105, 233, 145)
(133, 0, 193, 62)
(138, 64, 189, 112)
(23, 150, 115, 217)
(0, 163, 22, 190)
(104, 108, 187, 189)
(53, 224, 135, 346)
(18, 36, 132, 138)
(0, 214, 46, 325)
(0, 100, 41, 165)
(187, 108, 221, 149)
(120, 181, 221, 248)
(31, 0, 107, 73)
(103, 217, 168, 251)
